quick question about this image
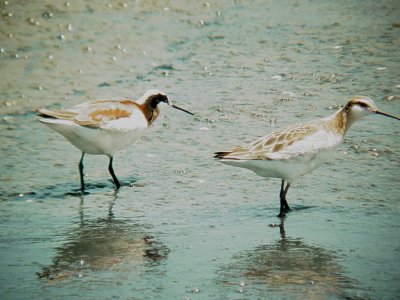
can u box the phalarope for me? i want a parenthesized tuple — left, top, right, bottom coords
(215, 96, 400, 217)
(37, 90, 193, 191)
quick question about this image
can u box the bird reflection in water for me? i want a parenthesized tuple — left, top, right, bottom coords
(37, 192, 169, 282)
(218, 221, 357, 299)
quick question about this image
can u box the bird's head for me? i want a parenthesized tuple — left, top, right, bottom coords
(344, 96, 399, 122)
(140, 89, 193, 115)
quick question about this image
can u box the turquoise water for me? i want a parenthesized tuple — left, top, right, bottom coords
(1, 1, 400, 299)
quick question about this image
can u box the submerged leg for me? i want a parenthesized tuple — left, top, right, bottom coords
(278, 179, 291, 217)
(108, 157, 121, 189)
(79, 153, 85, 191)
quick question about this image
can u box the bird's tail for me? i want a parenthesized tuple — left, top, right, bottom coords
(35, 108, 77, 120)
(214, 151, 232, 159)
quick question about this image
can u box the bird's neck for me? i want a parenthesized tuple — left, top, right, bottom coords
(327, 109, 350, 135)
(141, 101, 160, 125)
(335, 107, 360, 135)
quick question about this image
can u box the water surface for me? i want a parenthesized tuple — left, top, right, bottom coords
(1, 0, 400, 299)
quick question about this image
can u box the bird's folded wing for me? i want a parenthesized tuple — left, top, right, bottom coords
(72, 100, 140, 128)
(216, 122, 343, 161)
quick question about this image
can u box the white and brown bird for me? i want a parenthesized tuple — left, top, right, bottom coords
(37, 90, 193, 191)
(215, 96, 400, 217)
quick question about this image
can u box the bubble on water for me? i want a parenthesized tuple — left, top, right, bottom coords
(83, 46, 93, 52)
(175, 169, 187, 175)
(3, 116, 15, 123)
(271, 75, 282, 81)
(269, 116, 277, 125)
(28, 18, 40, 26)
(384, 95, 394, 101)
(283, 91, 296, 97)
(42, 11, 53, 19)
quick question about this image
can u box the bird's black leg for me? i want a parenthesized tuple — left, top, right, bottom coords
(278, 179, 291, 217)
(283, 182, 291, 212)
(79, 152, 85, 192)
(108, 157, 121, 189)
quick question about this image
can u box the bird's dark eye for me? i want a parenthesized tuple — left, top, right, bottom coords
(157, 94, 168, 102)
(357, 102, 368, 108)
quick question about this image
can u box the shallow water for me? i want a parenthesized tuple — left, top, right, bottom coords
(1, 0, 400, 299)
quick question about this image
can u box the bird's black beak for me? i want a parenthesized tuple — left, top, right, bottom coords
(375, 111, 400, 121)
(171, 104, 194, 115)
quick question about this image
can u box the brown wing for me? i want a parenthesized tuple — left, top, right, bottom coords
(37, 100, 141, 128)
(74, 100, 142, 127)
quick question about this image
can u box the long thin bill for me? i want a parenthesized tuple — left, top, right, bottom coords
(376, 111, 400, 121)
(171, 104, 194, 115)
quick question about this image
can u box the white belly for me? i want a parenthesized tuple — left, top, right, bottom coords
(221, 146, 338, 183)
(41, 119, 147, 156)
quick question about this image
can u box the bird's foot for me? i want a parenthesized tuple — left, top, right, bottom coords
(277, 206, 291, 218)
(277, 211, 286, 218)
(66, 189, 90, 197)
